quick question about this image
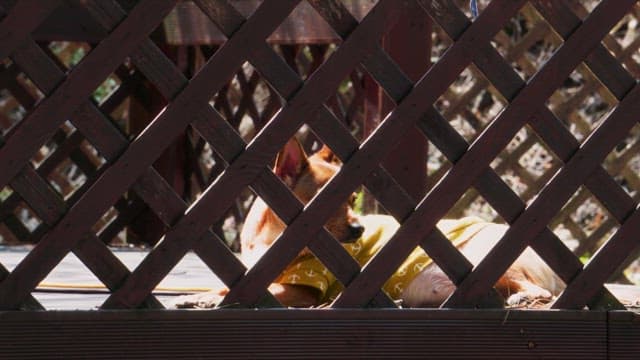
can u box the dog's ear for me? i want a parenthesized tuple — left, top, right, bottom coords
(274, 138, 308, 187)
(314, 144, 340, 164)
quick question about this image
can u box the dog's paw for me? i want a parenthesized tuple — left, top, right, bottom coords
(173, 292, 224, 309)
(506, 289, 553, 307)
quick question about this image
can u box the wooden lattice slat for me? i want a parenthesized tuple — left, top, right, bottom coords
(0, 1, 61, 60)
(422, 0, 633, 309)
(442, 0, 638, 308)
(331, 0, 529, 307)
(440, 2, 637, 238)
(103, 0, 404, 309)
(427, 0, 637, 309)
(4, 12, 178, 309)
(0, 0, 178, 309)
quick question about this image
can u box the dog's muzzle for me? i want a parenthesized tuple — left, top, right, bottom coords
(344, 222, 365, 243)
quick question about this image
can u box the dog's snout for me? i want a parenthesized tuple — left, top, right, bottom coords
(348, 222, 365, 240)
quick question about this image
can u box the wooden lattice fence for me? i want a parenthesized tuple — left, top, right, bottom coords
(3, 1, 639, 272)
(431, 0, 640, 285)
(0, 3, 376, 248)
(2, 0, 640, 357)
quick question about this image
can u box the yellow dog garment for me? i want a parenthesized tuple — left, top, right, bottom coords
(276, 215, 491, 303)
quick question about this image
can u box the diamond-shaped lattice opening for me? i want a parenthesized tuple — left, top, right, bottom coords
(421, 216, 564, 308)
(275, 249, 345, 306)
(79, 139, 107, 170)
(92, 72, 121, 105)
(16, 73, 45, 104)
(604, 122, 640, 199)
(196, 181, 268, 265)
(1, 187, 19, 245)
(622, 255, 640, 290)
(518, 139, 561, 182)
(353, 185, 380, 219)
(237, 180, 292, 268)
(489, 126, 559, 204)
(2, 199, 40, 244)
(92, 205, 118, 236)
(275, 44, 338, 81)
(551, 187, 617, 258)
(344, 0, 378, 20)
(0, 186, 12, 201)
(435, 65, 507, 143)
(491, 2, 562, 81)
(163, 0, 228, 46)
(340, 215, 400, 304)
(414, 218, 498, 308)
(32, 252, 107, 310)
(34, 126, 104, 201)
(603, 5, 640, 79)
(323, 69, 386, 142)
(0, 59, 42, 133)
(109, 66, 168, 139)
(224, 138, 369, 303)
(546, 65, 618, 142)
(200, 197, 248, 254)
(46, 158, 88, 200)
(502, 246, 566, 309)
(440, 219, 566, 309)
(447, 189, 504, 224)
(2, 217, 27, 245)
(30, 121, 76, 168)
(568, 191, 613, 240)
(13, 201, 42, 235)
(0, 88, 26, 134)
(0, 220, 14, 243)
(47, 41, 90, 70)
(188, 132, 248, 210)
(211, 61, 284, 140)
(431, 22, 453, 64)
(92, 205, 130, 246)
(160, 251, 227, 308)
(119, 192, 173, 248)
(0, 222, 20, 245)
(186, 130, 230, 194)
(633, 49, 640, 79)
(426, 139, 453, 193)
(269, 214, 402, 307)
(220, 211, 244, 253)
(268, 0, 340, 49)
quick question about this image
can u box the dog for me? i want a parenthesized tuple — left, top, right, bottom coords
(175, 138, 564, 308)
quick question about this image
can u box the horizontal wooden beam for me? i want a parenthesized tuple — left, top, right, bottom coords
(2, 309, 638, 359)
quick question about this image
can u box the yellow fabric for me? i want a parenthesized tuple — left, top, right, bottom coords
(275, 214, 490, 303)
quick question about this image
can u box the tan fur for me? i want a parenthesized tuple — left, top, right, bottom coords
(240, 141, 362, 269)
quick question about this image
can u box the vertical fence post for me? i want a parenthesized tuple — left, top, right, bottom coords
(127, 44, 188, 246)
(380, 1, 431, 201)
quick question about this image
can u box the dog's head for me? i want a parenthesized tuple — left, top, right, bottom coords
(240, 138, 364, 263)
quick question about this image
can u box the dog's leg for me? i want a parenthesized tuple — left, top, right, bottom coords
(402, 223, 562, 308)
(495, 267, 555, 307)
(173, 284, 320, 308)
(401, 265, 457, 307)
(402, 264, 555, 308)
